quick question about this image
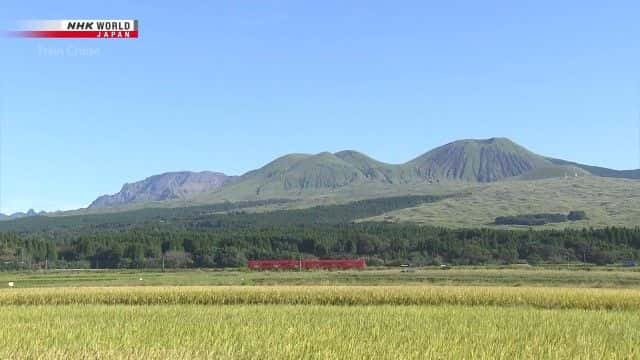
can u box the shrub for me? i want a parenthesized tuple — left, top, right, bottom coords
(568, 211, 587, 221)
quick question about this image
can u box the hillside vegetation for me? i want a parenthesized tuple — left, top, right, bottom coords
(84, 138, 640, 211)
(407, 137, 551, 182)
(1, 178, 639, 269)
(1, 215, 639, 269)
(364, 176, 640, 229)
(195, 138, 592, 203)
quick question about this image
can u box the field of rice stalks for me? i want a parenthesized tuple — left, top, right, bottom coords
(1, 285, 639, 358)
(1, 285, 640, 310)
(0, 304, 638, 359)
(3, 268, 640, 288)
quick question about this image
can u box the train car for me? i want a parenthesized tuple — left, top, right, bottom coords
(247, 259, 299, 270)
(248, 258, 366, 270)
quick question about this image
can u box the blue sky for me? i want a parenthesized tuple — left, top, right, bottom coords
(1, 0, 639, 213)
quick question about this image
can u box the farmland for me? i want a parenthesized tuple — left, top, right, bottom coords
(0, 286, 639, 358)
(2, 267, 640, 288)
(0, 304, 639, 359)
(0, 269, 638, 358)
(2, 285, 640, 309)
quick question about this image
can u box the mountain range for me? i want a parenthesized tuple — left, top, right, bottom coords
(86, 138, 639, 210)
(0, 209, 45, 221)
(89, 171, 235, 208)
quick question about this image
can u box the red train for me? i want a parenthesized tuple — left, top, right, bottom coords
(248, 258, 366, 270)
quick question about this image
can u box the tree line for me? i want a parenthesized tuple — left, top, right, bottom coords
(0, 195, 637, 269)
(495, 211, 588, 226)
(1, 224, 639, 270)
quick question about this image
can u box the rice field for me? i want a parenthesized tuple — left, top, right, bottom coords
(2, 267, 640, 288)
(0, 303, 639, 359)
(1, 285, 640, 310)
(1, 270, 640, 359)
(0, 285, 638, 358)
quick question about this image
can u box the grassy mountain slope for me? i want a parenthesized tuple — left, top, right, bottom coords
(405, 138, 553, 182)
(515, 165, 590, 181)
(197, 152, 409, 203)
(334, 150, 414, 183)
(198, 138, 567, 203)
(547, 158, 640, 179)
(9, 176, 638, 230)
(82, 138, 640, 213)
(363, 176, 640, 229)
(281, 152, 366, 190)
(0, 195, 448, 234)
(202, 153, 371, 201)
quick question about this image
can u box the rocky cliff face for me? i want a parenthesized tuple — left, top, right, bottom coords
(89, 171, 236, 208)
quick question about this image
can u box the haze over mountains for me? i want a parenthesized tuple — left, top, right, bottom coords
(0, 209, 44, 221)
(87, 138, 639, 210)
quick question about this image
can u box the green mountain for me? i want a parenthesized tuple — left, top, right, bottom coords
(405, 138, 552, 182)
(205, 137, 585, 202)
(333, 150, 411, 183)
(84, 137, 639, 210)
(209, 152, 371, 200)
(244, 151, 404, 189)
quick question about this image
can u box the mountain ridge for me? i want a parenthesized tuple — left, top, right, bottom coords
(89, 171, 236, 208)
(0, 209, 45, 221)
(85, 138, 640, 210)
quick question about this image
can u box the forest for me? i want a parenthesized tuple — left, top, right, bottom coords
(0, 195, 638, 269)
(494, 211, 588, 226)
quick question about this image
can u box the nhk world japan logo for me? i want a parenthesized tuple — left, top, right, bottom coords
(11, 20, 138, 39)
